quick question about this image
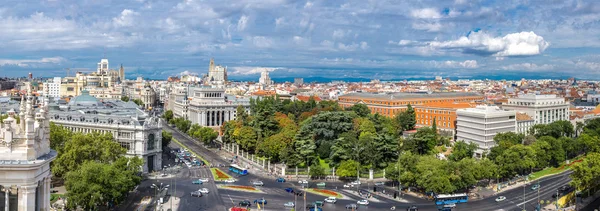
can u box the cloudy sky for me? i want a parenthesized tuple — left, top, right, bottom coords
(0, 0, 599, 81)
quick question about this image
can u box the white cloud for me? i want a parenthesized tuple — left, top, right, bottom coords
(275, 17, 285, 27)
(501, 63, 555, 71)
(237, 15, 249, 31)
(0, 57, 66, 67)
(179, 70, 198, 76)
(230, 66, 281, 75)
(411, 8, 442, 19)
(332, 29, 347, 39)
(293, 36, 310, 45)
(252, 36, 273, 48)
(412, 21, 442, 32)
(360, 41, 369, 50)
(575, 60, 600, 70)
(304, 1, 313, 9)
(113, 9, 139, 27)
(338, 42, 359, 51)
(429, 31, 550, 57)
(431, 60, 479, 69)
(320, 40, 334, 48)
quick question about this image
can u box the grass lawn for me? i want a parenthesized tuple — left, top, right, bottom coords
(529, 157, 585, 180)
(211, 168, 234, 181)
(305, 188, 343, 198)
(172, 138, 211, 165)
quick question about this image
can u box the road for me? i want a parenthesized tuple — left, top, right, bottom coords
(164, 124, 575, 211)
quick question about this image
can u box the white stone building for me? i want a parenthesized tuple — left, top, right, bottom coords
(0, 88, 56, 211)
(456, 105, 516, 158)
(187, 87, 250, 127)
(42, 77, 61, 99)
(141, 83, 157, 110)
(207, 58, 227, 85)
(259, 69, 273, 85)
(516, 112, 534, 134)
(502, 94, 570, 124)
(49, 90, 162, 173)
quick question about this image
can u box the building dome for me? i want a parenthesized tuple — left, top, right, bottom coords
(69, 90, 101, 106)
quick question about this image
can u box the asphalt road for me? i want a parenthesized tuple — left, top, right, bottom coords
(165, 124, 576, 211)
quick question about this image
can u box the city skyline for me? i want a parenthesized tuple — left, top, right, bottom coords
(0, 0, 599, 81)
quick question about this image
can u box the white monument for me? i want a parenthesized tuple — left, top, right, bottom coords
(0, 85, 56, 211)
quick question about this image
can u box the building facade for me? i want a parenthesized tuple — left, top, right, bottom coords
(502, 94, 570, 124)
(60, 58, 125, 97)
(187, 87, 250, 127)
(414, 102, 476, 132)
(42, 77, 61, 98)
(338, 92, 484, 118)
(207, 58, 227, 85)
(516, 112, 534, 134)
(49, 90, 162, 173)
(140, 83, 157, 110)
(456, 105, 516, 158)
(259, 69, 273, 85)
(0, 88, 56, 211)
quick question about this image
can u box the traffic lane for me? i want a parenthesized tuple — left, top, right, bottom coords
(177, 175, 226, 211)
(165, 126, 230, 165)
(467, 171, 572, 211)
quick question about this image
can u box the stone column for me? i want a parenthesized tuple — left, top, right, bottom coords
(282, 166, 286, 176)
(236, 144, 239, 156)
(207, 110, 212, 126)
(5, 187, 9, 211)
(225, 110, 230, 122)
(18, 184, 37, 211)
(369, 169, 374, 180)
(332, 167, 336, 177)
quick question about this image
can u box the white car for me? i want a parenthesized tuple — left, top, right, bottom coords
(225, 179, 236, 183)
(252, 181, 264, 186)
(343, 184, 354, 188)
(351, 180, 361, 185)
(495, 196, 506, 202)
(443, 203, 456, 208)
(198, 188, 209, 194)
(324, 197, 337, 203)
(284, 202, 295, 207)
(357, 199, 369, 205)
(199, 178, 210, 183)
(299, 180, 308, 184)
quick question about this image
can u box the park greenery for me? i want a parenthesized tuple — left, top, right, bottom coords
(165, 111, 219, 146)
(49, 123, 143, 210)
(216, 96, 600, 194)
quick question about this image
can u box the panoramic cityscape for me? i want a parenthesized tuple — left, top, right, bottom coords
(1, 1, 600, 211)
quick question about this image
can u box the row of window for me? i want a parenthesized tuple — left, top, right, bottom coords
(341, 97, 482, 106)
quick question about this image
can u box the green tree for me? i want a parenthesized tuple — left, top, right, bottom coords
(50, 122, 73, 153)
(120, 96, 130, 102)
(578, 133, 600, 154)
(530, 139, 552, 168)
(449, 141, 478, 161)
(65, 157, 143, 210)
(132, 99, 144, 106)
(395, 104, 416, 132)
(416, 156, 455, 193)
(233, 126, 258, 152)
(53, 132, 126, 178)
(309, 164, 326, 179)
(403, 127, 438, 155)
(349, 104, 371, 117)
(336, 160, 360, 178)
(161, 130, 172, 148)
(236, 105, 249, 123)
(495, 144, 536, 178)
(198, 127, 218, 145)
(570, 152, 600, 194)
(163, 110, 174, 122)
(493, 132, 524, 146)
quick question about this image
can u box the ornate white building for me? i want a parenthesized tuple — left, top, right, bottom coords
(258, 69, 273, 85)
(140, 83, 157, 110)
(49, 90, 162, 173)
(502, 94, 570, 125)
(207, 58, 227, 85)
(187, 87, 250, 127)
(0, 87, 56, 211)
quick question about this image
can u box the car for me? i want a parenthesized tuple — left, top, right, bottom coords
(343, 183, 354, 188)
(443, 203, 456, 208)
(316, 182, 326, 187)
(254, 199, 267, 205)
(345, 204, 358, 209)
(192, 179, 203, 184)
(198, 188, 209, 194)
(407, 205, 418, 211)
(306, 204, 316, 209)
(308, 208, 323, 211)
(199, 178, 210, 183)
(324, 197, 337, 203)
(190, 191, 202, 197)
(351, 180, 361, 185)
(284, 201, 295, 207)
(277, 178, 286, 182)
(531, 184, 540, 190)
(285, 188, 294, 193)
(495, 196, 506, 202)
(252, 181, 264, 186)
(375, 182, 385, 186)
(314, 200, 324, 207)
(559, 185, 571, 192)
(225, 178, 236, 183)
(299, 180, 309, 184)
(357, 199, 369, 205)
(239, 200, 251, 207)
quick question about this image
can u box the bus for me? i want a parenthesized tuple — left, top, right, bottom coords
(434, 193, 468, 205)
(229, 164, 248, 176)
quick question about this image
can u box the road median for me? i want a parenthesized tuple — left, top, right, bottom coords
(172, 138, 211, 166)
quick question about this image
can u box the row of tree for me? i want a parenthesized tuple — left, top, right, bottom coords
(49, 123, 143, 210)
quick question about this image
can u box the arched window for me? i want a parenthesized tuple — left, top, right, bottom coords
(147, 133, 156, 151)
